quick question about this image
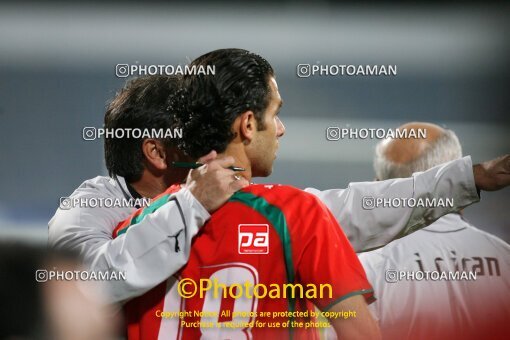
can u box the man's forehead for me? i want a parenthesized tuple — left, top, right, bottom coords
(269, 76, 279, 90)
(269, 76, 282, 106)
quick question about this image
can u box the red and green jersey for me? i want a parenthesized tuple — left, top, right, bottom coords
(114, 183, 373, 340)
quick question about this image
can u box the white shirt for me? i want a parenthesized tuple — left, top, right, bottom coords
(359, 214, 510, 340)
(49, 156, 479, 303)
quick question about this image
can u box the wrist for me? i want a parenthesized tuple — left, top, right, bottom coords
(472, 164, 485, 194)
(178, 187, 211, 223)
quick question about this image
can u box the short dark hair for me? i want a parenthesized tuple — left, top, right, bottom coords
(104, 75, 179, 182)
(174, 49, 274, 158)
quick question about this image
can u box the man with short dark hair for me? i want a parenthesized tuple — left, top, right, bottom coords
(49, 75, 249, 303)
(104, 75, 187, 189)
(175, 49, 379, 339)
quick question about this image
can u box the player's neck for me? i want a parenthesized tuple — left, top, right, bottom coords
(220, 143, 252, 181)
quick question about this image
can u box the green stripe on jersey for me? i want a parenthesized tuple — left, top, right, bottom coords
(117, 194, 171, 236)
(229, 191, 296, 313)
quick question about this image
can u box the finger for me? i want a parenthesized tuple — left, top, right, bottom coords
(186, 166, 203, 182)
(197, 150, 218, 164)
(189, 162, 209, 178)
(211, 156, 236, 169)
(229, 178, 250, 192)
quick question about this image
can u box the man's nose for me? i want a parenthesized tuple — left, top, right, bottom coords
(276, 117, 286, 137)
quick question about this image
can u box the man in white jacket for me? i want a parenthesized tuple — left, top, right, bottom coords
(49, 72, 509, 306)
(359, 122, 509, 340)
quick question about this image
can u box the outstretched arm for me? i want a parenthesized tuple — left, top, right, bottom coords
(307, 155, 510, 252)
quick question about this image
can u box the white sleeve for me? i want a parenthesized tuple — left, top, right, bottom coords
(305, 156, 480, 252)
(48, 188, 210, 304)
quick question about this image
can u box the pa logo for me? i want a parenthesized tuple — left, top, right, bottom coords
(238, 224, 269, 254)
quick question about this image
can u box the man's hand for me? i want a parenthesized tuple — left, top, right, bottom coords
(186, 150, 249, 212)
(473, 154, 510, 191)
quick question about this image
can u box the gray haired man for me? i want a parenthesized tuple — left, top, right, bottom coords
(359, 122, 510, 340)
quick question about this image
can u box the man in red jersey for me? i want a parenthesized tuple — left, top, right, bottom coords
(113, 49, 380, 340)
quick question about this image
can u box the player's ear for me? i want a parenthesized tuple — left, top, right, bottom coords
(141, 139, 168, 171)
(239, 110, 256, 143)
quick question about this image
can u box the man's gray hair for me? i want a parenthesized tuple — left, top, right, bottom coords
(374, 129, 463, 180)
